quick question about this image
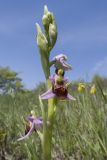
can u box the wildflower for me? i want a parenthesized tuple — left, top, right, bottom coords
(78, 83, 85, 93)
(53, 54, 72, 70)
(41, 69, 76, 100)
(17, 111, 43, 141)
(90, 85, 96, 94)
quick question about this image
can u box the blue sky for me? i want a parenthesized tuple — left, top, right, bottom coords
(0, 0, 107, 88)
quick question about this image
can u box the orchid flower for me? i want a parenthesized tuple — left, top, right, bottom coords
(52, 54, 72, 70)
(17, 111, 43, 141)
(41, 69, 76, 101)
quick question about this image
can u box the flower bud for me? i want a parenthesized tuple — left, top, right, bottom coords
(36, 23, 48, 52)
(44, 5, 53, 24)
(49, 24, 56, 34)
(49, 23, 57, 48)
(44, 5, 49, 15)
(47, 12, 53, 23)
(42, 15, 49, 26)
(36, 23, 50, 78)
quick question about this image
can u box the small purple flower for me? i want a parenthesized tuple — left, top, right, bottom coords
(41, 69, 76, 101)
(17, 115, 43, 141)
(53, 54, 72, 70)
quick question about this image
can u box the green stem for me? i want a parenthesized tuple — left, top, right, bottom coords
(42, 79, 57, 160)
(49, 60, 55, 68)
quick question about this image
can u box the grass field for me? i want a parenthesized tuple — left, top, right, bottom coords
(0, 82, 107, 160)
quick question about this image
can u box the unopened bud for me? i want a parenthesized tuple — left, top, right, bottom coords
(36, 23, 48, 52)
(49, 23, 57, 48)
(42, 15, 49, 26)
(47, 12, 53, 23)
(44, 5, 49, 15)
(49, 24, 55, 37)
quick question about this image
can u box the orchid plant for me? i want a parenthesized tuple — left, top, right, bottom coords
(36, 6, 76, 160)
(18, 5, 75, 160)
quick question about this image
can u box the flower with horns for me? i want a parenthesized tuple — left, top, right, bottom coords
(17, 110, 43, 141)
(41, 69, 76, 100)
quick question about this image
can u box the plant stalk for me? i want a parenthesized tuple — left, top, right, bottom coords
(42, 79, 57, 160)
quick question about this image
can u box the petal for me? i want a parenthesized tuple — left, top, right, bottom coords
(37, 117, 43, 121)
(34, 119, 43, 125)
(49, 75, 55, 83)
(41, 89, 56, 99)
(41, 91, 56, 99)
(17, 122, 35, 141)
(53, 54, 67, 61)
(54, 59, 71, 71)
(61, 61, 72, 70)
(67, 94, 76, 101)
(64, 77, 69, 82)
(41, 89, 52, 97)
(28, 116, 34, 123)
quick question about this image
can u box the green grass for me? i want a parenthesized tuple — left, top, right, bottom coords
(0, 84, 107, 160)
